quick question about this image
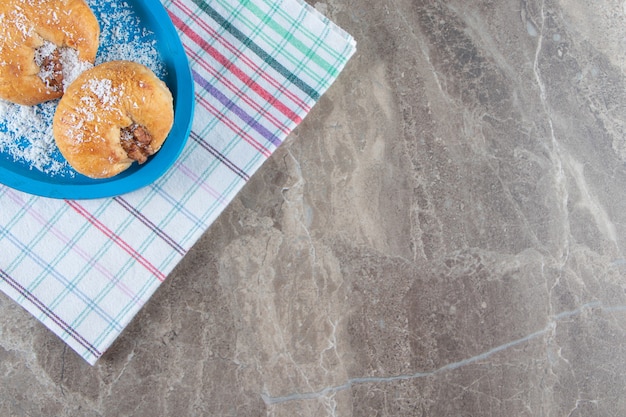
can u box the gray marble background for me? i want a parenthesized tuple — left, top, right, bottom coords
(2, 0, 626, 415)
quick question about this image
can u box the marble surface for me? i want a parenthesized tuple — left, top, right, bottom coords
(2, 0, 626, 415)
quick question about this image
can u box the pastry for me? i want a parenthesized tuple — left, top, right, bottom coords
(53, 60, 174, 178)
(0, 0, 99, 105)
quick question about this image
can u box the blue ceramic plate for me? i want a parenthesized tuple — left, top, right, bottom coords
(0, 0, 194, 199)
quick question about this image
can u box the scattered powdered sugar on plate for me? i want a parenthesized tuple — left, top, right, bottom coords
(0, 100, 68, 175)
(93, 0, 165, 78)
(0, 0, 166, 177)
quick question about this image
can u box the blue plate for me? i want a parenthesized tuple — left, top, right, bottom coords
(0, 0, 194, 199)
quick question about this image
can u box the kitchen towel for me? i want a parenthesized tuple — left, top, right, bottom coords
(0, 0, 356, 365)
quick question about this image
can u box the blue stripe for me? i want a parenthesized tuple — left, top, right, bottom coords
(1, 229, 123, 332)
(0, 268, 101, 357)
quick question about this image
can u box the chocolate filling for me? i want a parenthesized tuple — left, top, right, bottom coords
(39, 48, 64, 91)
(120, 124, 154, 164)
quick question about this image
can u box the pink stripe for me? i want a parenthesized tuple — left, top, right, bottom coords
(169, 1, 310, 114)
(5, 190, 144, 305)
(173, 160, 230, 206)
(65, 201, 167, 282)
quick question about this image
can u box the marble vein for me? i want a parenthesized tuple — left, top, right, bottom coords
(3, 1, 626, 414)
(261, 301, 621, 405)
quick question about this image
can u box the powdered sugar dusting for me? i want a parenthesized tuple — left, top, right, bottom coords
(0, 0, 167, 177)
(33, 41, 56, 67)
(9, 8, 34, 38)
(86, 78, 117, 107)
(60, 47, 94, 90)
(94, 0, 165, 78)
(0, 100, 68, 175)
(68, 77, 122, 140)
(34, 41, 94, 91)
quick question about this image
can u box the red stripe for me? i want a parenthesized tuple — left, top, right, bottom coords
(192, 15, 311, 114)
(185, 46, 291, 136)
(169, 0, 309, 112)
(5, 190, 142, 304)
(114, 197, 186, 256)
(185, 9, 310, 115)
(171, 12, 299, 124)
(65, 201, 167, 282)
(168, 5, 307, 122)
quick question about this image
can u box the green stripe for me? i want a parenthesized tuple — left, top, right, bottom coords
(191, 0, 320, 100)
(89, 271, 161, 353)
(213, 0, 329, 92)
(44, 200, 118, 332)
(242, 0, 338, 77)
(3, 196, 39, 278)
(64, 199, 161, 347)
(261, 0, 345, 62)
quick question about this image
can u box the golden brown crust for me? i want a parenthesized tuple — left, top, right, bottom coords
(0, 0, 100, 105)
(53, 61, 174, 179)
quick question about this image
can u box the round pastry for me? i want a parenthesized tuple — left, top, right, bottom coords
(53, 60, 174, 179)
(0, 0, 100, 105)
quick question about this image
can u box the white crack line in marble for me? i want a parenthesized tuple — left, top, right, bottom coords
(390, 0, 449, 103)
(532, 0, 571, 267)
(261, 301, 624, 405)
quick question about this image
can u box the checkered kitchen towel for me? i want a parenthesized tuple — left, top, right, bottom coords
(0, 0, 355, 365)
